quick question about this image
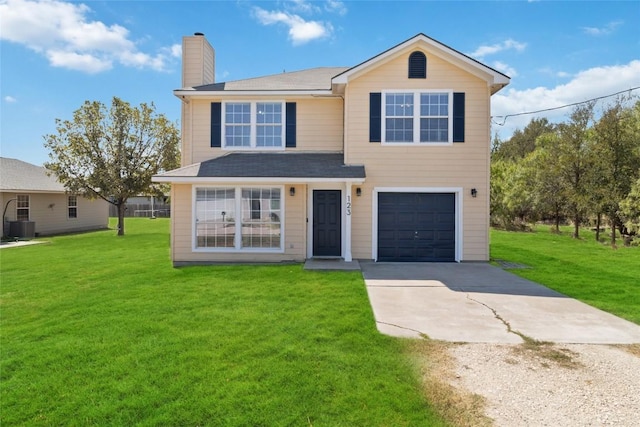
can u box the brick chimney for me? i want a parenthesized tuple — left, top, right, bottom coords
(181, 32, 215, 88)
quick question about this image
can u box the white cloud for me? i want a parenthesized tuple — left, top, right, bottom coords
(0, 0, 178, 73)
(582, 20, 623, 36)
(252, 7, 332, 45)
(325, 0, 347, 15)
(538, 67, 572, 79)
(491, 60, 640, 137)
(492, 61, 517, 77)
(169, 44, 182, 58)
(46, 49, 112, 73)
(470, 39, 527, 59)
(4, 95, 17, 103)
(288, 0, 321, 14)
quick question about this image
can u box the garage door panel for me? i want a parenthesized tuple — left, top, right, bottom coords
(396, 230, 416, 240)
(378, 230, 396, 241)
(415, 247, 435, 258)
(416, 212, 435, 224)
(414, 230, 435, 241)
(378, 192, 455, 262)
(437, 230, 455, 240)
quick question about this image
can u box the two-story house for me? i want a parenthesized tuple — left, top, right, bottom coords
(153, 33, 510, 266)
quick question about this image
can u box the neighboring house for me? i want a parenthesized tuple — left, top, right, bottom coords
(0, 157, 108, 237)
(153, 33, 510, 265)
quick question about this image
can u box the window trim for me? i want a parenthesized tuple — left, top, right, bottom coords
(67, 195, 78, 219)
(381, 90, 454, 146)
(222, 101, 286, 151)
(16, 194, 29, 221)
(192, 185, 285, 253)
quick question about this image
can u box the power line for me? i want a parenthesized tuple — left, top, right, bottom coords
(491, 86, 640, 126)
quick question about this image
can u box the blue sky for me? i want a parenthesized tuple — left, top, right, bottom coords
(1, 0, 639, 166)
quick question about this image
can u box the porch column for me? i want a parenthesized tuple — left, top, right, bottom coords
(344, 182, 353, 262)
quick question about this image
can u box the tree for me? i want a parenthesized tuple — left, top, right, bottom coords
(592, 98, 640, 245)
(44, 97, 180, 236)
(620, 177, 640, 240)
(556, 103, 596, 239)
(523, 133, 568, 233)
(490, 159, 535, 229)
(493, 117, 556, 161)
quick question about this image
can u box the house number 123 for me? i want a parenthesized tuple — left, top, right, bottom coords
(346, 195, 352, 216)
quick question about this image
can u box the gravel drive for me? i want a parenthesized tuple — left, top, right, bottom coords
(449, 343, 640, 426)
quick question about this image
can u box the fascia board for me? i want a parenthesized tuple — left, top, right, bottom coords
(0, 189, 66, 194)
(173, 89, 334, 97)
(332, 34, 510, 87)
(152, 176, 365, 185)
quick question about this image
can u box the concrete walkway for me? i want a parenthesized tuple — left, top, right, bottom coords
(0, 240, 47, 250)
(361, 262, 640, 344)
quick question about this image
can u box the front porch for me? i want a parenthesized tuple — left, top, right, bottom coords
(303, 258, 361, 271)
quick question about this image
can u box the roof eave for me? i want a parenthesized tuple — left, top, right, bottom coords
(0, 188, 66, 194)
(490, 81, 510, 95)
(174, 89, 335, 98)
(332, 33, 511, 88)
(152, 176, 365, 184)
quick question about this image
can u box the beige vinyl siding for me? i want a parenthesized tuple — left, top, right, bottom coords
(182, 36, 215, 89)
(1, 192, 108, 236)
(187, 98, 212, 165)
(187, 97, 343, 165)
(171, 184, 307, 264)
(344, 47, 492, 261)
(290, 98, 343, 152)
(180, 101, 193, 167)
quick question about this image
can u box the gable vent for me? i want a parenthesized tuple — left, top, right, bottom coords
(408, 51, 427, 79)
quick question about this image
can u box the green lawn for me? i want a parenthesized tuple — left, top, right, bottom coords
(1, 219, 446, 426)
(491, 226, 640, 325)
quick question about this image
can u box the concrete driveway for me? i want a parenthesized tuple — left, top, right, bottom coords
(361, 262, 640, 344)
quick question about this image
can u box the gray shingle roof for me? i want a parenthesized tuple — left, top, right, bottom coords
(190, 67, 349, 91)
(0, 157, 66, 192)
(157, 152, 365, 179)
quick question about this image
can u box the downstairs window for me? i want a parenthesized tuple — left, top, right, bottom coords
(195, 187, 282, 251)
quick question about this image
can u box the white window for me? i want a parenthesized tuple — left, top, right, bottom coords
(224, 103, 251, 147)
(224, 102, 284, 149)
(383, 91, 452, 144)
(16, 195, 29, 221)
(195, 187, 282, 251)
(68, 195, 78, 219)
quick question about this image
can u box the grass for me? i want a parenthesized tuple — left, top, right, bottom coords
(1, 218, 448, 426)
(491, 226, 640, 325)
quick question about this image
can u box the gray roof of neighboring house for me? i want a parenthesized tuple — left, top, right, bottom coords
(0, 157, 66, 192)
(191, 67, 349, 91)
(156, 152, 365, 179)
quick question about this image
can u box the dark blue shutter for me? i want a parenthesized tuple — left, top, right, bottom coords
(285, 102, 296, 147)
(408, 52, 427, 79)
(370, 92, 381, 143)
(211, 102, 222, 147)
(453, 92, 465, 143)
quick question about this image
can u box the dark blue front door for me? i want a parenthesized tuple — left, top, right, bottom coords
(313, 190, 341, 257)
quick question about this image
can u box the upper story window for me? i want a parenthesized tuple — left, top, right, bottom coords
(224, 102, 284, 149)
(16, 195, 29, 221)
(408, 51, 427, 79)
(68, 195, 78, 219)
(383, 91, 451, 143)
(212, 102, 296, 149)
